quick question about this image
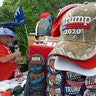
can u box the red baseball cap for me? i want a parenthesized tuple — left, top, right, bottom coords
(51, 3, 80, 37)
(36, 12, 51, 24)
(39, 12, 51, 19)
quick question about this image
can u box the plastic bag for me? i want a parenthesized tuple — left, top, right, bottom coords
(14, 65, 23, 80)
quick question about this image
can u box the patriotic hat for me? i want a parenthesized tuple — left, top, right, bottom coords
(36, 12, 51, 25)
(51, 3, 80, 37)
(39, 12, 51, 19)
(49, 2, 96, 69)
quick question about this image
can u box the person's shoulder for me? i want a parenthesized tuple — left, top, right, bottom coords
(0, 42, 4, 47)
(0, 42, 7, 51)
(0, 42, 3, 48)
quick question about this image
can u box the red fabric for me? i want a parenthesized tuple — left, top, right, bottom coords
(51, 4, 80, 37)
(39, 12, 51, 19)
(66, 80, 85, 86)
(64, 23, 90, 30)
(59, 55, 96, 69)
(27, 44, 96, 69)
(28, 44, 53, 62)
(36, 12, 51, 25)
(1, 92, 12, 96)
(0, 42, 16, 80)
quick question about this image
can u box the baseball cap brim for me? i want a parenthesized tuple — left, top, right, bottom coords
(54, 56, 96, 76)
(49, 41, 96, 69)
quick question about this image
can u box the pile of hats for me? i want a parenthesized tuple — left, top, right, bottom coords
(49, 1, 96, 78)
(46, 56, 64, 96)
(48, 1, 96, 95)
(27, 54, 45, 96)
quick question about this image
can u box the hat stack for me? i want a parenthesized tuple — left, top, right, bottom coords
(49, 2, 96, 95)
(49, 2, 96, 77)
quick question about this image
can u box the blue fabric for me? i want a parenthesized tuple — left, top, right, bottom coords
(30, 66, 42, 72)
(0, 27, 17, 37)
(36, 16, 54, 36)
(64, 84, 84, 96)
(0, 6, 24, 28)
(13, 6, 25, 25)
(31, 84, 43, 90)
(30, 77, 43, 84)
(0, 27, 18, 41)
(23, 77, 28, 96)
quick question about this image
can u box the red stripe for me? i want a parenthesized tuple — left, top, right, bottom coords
(66, 22, 90, 29)
(66, 80, 84, 86)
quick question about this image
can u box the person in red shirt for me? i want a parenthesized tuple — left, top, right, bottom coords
(0, 35, 22, 81)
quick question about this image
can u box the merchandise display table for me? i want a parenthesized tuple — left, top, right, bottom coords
(0, 73, 27, 96)
(27, 43, 90, 96)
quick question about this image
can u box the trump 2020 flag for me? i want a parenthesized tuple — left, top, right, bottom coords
(0, 5, 25, 29)
(13, 5, 25, 26)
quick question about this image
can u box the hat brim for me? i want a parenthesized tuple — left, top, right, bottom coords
(0, 27, 18, 41)
(49, 41, 96, 69)
(54, 56, 96, 76)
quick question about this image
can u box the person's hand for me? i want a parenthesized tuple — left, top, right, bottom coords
(16, 57, 22, 65)
(14, 52, 22, 65)
(14, 51, 22, 57)
(0, 51, 22, 63)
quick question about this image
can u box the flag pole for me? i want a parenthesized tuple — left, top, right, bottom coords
(24, 23, 28, 52)
(24, 24, 28, 39)
(19, 0, 28, 38)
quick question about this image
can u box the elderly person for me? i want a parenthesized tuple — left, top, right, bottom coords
(0, 28, 22, 81)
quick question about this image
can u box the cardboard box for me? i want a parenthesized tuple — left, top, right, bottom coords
(28, 36, 59, 45)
